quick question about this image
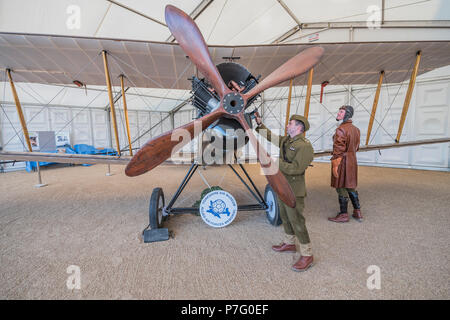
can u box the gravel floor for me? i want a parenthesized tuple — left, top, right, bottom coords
(0, 162, 449, 299)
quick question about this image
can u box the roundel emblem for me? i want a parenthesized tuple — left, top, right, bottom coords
(199, 190, 237, 228)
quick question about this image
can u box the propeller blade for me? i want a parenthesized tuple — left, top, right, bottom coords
(243, 46, 324, 103)
(165, 5, 229, 98)
(125, 109, 225, 177)
(234, 114, 296, 208)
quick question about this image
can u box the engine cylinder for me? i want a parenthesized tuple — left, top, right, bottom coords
(191, 62, 259, 153)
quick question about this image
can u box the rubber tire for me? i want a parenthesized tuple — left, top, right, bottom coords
(149, 188, 165, 229)
(264, 184, 282, 226)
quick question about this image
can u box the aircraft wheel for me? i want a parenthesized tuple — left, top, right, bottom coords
(264, 184, 282, 226)
(149, 188, 165, 229)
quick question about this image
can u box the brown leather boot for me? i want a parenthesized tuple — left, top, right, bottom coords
(328, 213, 349, 223)
(352, 209, 363, 222)
(272, 243, 296, 253)
(348, 191, 363, 222)
(292, 256, 314, 272)
(328, 196, 350, 223)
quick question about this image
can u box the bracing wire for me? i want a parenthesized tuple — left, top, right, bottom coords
(310, 90, 376, 146)
(318, 60, 398, 142)
(1, 70, 28, 151)
(294, 72, 307, 115)
(35, 90, 105, 152)
(368, 61, 415, 145)
(1, 52, 102, 149)
(108, 52, 194, 149)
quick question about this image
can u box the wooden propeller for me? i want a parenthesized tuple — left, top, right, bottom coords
(125, 5, 324, 208)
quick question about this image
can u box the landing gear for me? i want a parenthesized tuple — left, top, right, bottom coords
(264, 184, 282, 226)
(142, 163, 281, 243)
(149, 187, 165, 229)
(143, 188, 170, 243)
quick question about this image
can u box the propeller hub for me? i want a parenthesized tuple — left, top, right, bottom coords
(222, 92, 244, 115)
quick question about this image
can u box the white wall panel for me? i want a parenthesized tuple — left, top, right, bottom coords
(113, 108, 127, 151)
(150, 112, 162, 138)
(0, 105, 26, 171)
(174, 110, 197, 153)
(161, 113, 171, 133)
(411, 82, 449, 167)
(126, 111, 139, 154)
(26, 106, 49, 132)
(48, 108, 69, 132)
(351, 89, 377, 163)
(316, 92, 347, 161)
(304, 100, 322, 150)
(91, 110, 110, 148)
(374, 87, 411, 166)
(1, 105, 23, 150)
(137, 111, 151, 148)
(71, 109, 92, 145)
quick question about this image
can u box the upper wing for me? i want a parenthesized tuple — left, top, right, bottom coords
(1, 32, 450, 89)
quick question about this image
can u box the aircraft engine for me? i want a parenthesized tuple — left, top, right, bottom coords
(190, 62, 260, 152)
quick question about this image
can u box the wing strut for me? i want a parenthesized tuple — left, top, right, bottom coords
(396, 51, 421, 143)
(102, 51, 121, 156)
(6, 69, 47, 187)
(366, 71, 384, 145)
(284, 79, 294, 136)
(119, 75, 133, 156)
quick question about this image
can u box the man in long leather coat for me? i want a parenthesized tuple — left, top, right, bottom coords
(328, 105, 363, 223)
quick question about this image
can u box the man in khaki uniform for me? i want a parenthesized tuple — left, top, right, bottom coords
(255, 113, 315, 272)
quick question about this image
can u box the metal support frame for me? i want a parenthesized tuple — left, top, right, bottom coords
(366, 70, 384, 145)
(165, 163, 199, 211)
(277, 0, 302, 27)
(164, 163, 268, 215)
(7, 69, 46, 187)
(106, 0, 166, 27)
(396, 51, 421, 143)
(102, 50, 121, 156)
(228, 164, 265, 206)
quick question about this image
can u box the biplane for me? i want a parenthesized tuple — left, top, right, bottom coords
(1, 4, 449, 240)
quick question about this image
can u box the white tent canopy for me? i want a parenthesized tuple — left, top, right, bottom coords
(1, 0, 450, 113)
(1, 0, 450, 45)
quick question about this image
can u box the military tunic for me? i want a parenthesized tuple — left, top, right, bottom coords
(256, 123, 314, 245)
